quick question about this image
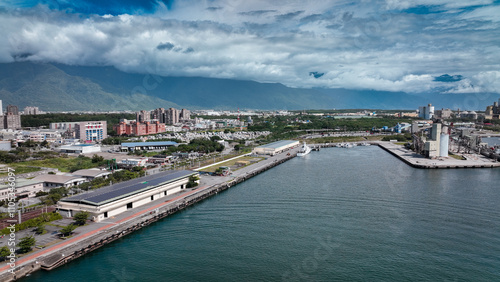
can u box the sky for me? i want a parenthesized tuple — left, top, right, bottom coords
(1, 0, 500, 94)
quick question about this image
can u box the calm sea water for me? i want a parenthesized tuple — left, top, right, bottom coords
(23, 146, 500, 281)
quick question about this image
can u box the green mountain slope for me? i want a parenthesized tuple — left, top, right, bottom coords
(1, 62, 498, 111)
(0, 62, 179, 111)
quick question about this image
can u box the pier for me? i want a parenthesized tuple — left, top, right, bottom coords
(0, 148, 298, 281)
(377, 142, 500, 169)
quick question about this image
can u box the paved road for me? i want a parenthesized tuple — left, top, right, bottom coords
(0, 147, 299, 279)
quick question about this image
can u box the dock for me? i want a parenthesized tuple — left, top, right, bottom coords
(0, 149, 299, 281)
(377, 142, 500, 169)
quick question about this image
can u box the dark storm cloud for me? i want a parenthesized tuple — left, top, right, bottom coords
(157, 42, 175, 51)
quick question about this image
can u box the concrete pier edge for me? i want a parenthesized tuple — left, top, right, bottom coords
(0, 152, 296, 281)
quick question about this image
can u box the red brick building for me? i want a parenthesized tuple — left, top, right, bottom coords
(113, 121, 166, 136)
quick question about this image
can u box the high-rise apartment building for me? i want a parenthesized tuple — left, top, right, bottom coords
(180, 109, 191, 120)
(2, 105, 21, 129)
(167, 108, 180, 124)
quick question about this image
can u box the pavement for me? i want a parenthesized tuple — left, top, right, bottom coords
(0, 147, 299, 280)
(377, 141, 500, 168)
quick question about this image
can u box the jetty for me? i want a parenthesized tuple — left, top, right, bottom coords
(0, 148, 299, 281)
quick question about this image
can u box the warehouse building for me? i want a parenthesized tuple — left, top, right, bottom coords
(57, 170, 197, 222)
(252, 140, 299, 156)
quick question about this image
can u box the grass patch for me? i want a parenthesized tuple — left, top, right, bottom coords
(394, 142, 406, 145)
(0, 166, 41, 177)
(9, 156, 100, 173)
(449, 153, 464, 160)
(200, 156, 264, 173)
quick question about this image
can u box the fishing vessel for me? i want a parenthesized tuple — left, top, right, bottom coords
(297, 142, 312, 156)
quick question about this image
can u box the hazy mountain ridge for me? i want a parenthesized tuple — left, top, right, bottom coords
(0, 62, 498, 111)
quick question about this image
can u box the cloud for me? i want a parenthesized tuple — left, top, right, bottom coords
(239, 10, 277, 16)
(446, 71, 500, 93)
(275, 11, 304, 21)
(0, 0, 499, 94)
(157, 42, 175, 51)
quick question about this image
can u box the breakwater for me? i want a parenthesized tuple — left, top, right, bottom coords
(0, 153, 296, 281)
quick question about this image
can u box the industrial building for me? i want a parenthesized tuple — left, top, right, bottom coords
(57, 170, 197, 222)
(33, 175, 87, 190)
(59, 144, 101, 154)
(253, 140, 300, 156)
(418, 104, 435, 120)
(0, 179, 44, 200)
(485, 99, 500, 120)
(413, 123, 449, 158)
(71, 169, 112, 181)
(120, 141, 178, 151)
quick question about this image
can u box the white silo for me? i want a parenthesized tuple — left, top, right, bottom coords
(439, 125, 449, 157)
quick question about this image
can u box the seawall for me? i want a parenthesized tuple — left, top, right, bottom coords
(0, 153, 296, 281)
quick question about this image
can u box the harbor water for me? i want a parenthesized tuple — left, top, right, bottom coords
(22, 146, 500, 281)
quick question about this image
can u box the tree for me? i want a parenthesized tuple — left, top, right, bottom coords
(186, 174, 200, 188)
(19, 236, 36, 253)
(35, 222, 46, 235)
(92, 154, 104, 163)
(60, 224, 76, 236)
(0, 246, 10, 260)
(73, 211, 89, 225)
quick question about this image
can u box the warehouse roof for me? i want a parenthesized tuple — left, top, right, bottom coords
(60, 170, 195, 206)
(255, 140, 298, 149)
(121, 141, 178, 147)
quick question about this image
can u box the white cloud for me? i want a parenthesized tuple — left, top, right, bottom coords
(0, 0, 499, 93)
(447, 71, 500, 93)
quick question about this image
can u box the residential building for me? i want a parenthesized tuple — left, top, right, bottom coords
(1, 105, 21, 129)
(113, 121, 166, 136)
(167, 108, 180, 124)
(180, 109, 191, 120)
(50, 121, 107, 142)
(136, 110, 151, 122)
(23, 106, 43, 115)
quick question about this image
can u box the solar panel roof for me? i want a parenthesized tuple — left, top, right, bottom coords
(121, 141, 178, 147)
(61, 170, 196, 206)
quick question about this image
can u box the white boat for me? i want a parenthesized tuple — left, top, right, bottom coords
(297, 142, 312, 156)
(344, 143, 353, 148)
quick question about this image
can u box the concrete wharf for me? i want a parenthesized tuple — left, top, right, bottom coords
(0, 149, 299, 281)
(377, 142, 500, 169)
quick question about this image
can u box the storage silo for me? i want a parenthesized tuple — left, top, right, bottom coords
(439, 125, 449, 157)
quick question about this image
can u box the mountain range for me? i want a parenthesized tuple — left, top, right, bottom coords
(0, 62, 498, 112)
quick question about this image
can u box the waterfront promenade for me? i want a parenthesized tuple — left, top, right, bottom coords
(0, 148, 299, 281)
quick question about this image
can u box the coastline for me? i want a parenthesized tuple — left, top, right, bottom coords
(0, 149, 298, 281)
